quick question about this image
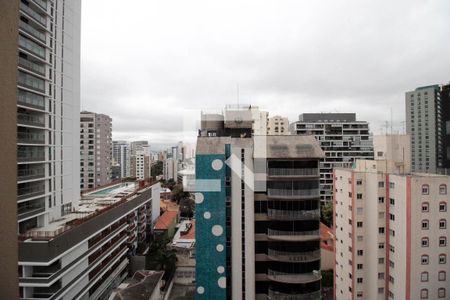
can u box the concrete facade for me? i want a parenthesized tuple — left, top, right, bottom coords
(267, 115, 289, 135)
(290, 113, 373, 202)
(130, 150, 151, 180)
(80, 111, 112, 190)
(112, 140, 130, 179)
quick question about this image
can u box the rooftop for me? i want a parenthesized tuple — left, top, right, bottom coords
(154, 211, 178, 231)
(172, 220, 195, 249)
(20, 180, 156, 241)
(111, 270, 164, 300)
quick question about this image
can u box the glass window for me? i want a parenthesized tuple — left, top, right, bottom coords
(421, 272, 428, 282)
(439, 254, 446, 264)
(421, 289, 428, 299)
(422, 220, 429, 230)
(421, 255, 429, 265)
(440, 184, 447, 195)
(440, 219, 447, 229)
(422, 185, 429, 195)
(438, 288, 446, 298)
(422, 238, 429, 247)
(439, 237, 447, 247)
(422, 202, 429, 212)
(440, 202, 447, 212)
(439, 271, 446, 281)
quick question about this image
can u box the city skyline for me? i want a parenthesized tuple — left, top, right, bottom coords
(80, 0, 450, 144)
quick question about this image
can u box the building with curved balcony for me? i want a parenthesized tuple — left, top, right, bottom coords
(196, 108, 324, 300)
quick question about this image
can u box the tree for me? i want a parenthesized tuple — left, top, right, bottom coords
(146, 237, 178, 280)
(151, 160, 163, 177)
(171, 184, 189, 203)
(179, 197, 195, 218)
(321, 202, 333, 227)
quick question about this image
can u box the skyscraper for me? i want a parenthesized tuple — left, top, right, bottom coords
(290, 113, 373, 202)
(80, 111, 112, 190)
(406, 85, 442, 173)
(0, 0, 81, 297)
(195, 106, 323, 299)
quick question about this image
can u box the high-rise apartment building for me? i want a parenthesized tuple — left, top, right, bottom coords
(195, 107, 324, 299)
(290, 113, 373, 202)
(80, 111, 112, 190)
(130, 150, 151, 180)
(441, 83, 450, 171)
(112, 140, 130, 179)
(130, 140, 149, 155)
(406, 85, 442, 173)
(334, 135, 449, 300)
(267, 115, 289, 135)
(163, 157, 177, 181)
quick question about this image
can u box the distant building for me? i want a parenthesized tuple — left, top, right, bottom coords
(171, 220, 196, 287)
(130, 150, 151, 180)
(290, 113, 373, 202)
(163, 158, 177, 181)
(267, 115, 289, 135)
(110, 270, 164, 300)
(154, 210, 179, 240)
(112, 140, 130, 178)
(80, 111, 112, 190)
(130, 141, 150, 156)
(334, 134, 450, 300)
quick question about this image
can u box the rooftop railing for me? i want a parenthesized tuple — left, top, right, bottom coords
(267, 208, 320, 221)
(267, 270, 321, 284)
(267, 249, 320, 262)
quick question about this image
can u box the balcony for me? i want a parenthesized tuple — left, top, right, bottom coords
(32, 0, 48, 11)
(18, 199, 45, 221)
(19, 20, 46, 42)
(18, 56, 45, 76)
(18, 131, 45, 144)
(268, 289, 321, 300)
(17, 113, 45, 128)
(17, 90, 46, 110)
(20, 3, 47, 26)
(17, 149, 45, 162)
(18, 70, 45, 92)
(268, 188, 319, 199)
(267, 270, 321, 284)
(18, 167, 45, 181)
(18, 184, 45, 201)
(268, 168, 318, 177)
(267, 229, 320, 242)
(267, 249, 320, 263)
(267, 209, 320, 221)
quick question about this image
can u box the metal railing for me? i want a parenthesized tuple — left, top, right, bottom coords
(267, 209, 319, 220)
(268, 188, 319, 198)
(268, 168, 318, 177)
(18, 167, 45, 180)
(268, 289, 321, 300)
(18, 203, 45, 220)
(17, 150, 45, 162)
(18, 184, 45, 200)
(18, 131, 45, 144)
(17, 90, 45, 110)
(18, 56, 45, 76)
(19, 20, 46, 42)
(32, 0, 48, 10)
(17, 113, 45, 127)
(20, 3, 46, 26)
(267, 270, 321, 284)
(268, 229, 320, 237)
(18, 70, 45, 92)
(267, 249, 320, 262)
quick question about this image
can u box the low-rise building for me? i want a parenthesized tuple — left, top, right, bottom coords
(110, 270, 164, 300)
(153, 211, 179, 240)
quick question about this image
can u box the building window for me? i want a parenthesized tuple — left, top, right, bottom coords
(357, 179, 362, 185)
(422, 185, 429, 195)
(357, 278, 363, 283)
(357, 264, 363, 270)
(378, 272, 385, 279)
(390, 213, 395, 221)
(357, 193, 363, 199)
(422, 255, 429, 265)
(422, 202, 429, 212)
(357, 291, 363, 298)
(389, 182, 395, 188)
(378, 258, 385, 264)
(390, 198, 395, 205)
(379, 243, 385, 249)
(389, 275, 394, 283)
(378, 197, 385, 203)
(422, 237, 429, 247)
(439, 219, 447, 229)
(440, 184, 447, 195)
(378, 181, 384, 188)
(378, 288, 384, 294)
(439, 271, 446, 281)
(379, 227, 385, 234)
(357, 207, 363, 215)
(421, 272, 429, 282)
(357, 222, 363, 228)
(357, 250, 363, 256)
(438, 288, 446, 298)
(439, 254, 447, 264)
(420, 289, 428, 299)
(439, 237, 447, 247)
(440, 202, 447, 212)
(422, 220, 429, 230)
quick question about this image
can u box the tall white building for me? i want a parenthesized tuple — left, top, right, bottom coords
(131, 150, 151, 180)
(16, 0, 81, 233)
(334, 135, 449, 300)
(112, 140, 130, 178)
(163, 157, 177, 181)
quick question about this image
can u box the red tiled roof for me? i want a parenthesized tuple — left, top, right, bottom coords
(154, 211, 178, 230)
(181, 220, 195, 240)
(320, 222, 335, 252)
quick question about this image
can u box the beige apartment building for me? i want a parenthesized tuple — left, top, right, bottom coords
(80, 111, 112, 190)
(267, 115, 289, 135)
(334, 135, 450, 299)
(130, 150, 151, 180)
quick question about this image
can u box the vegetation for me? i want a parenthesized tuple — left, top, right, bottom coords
(151, 160, 163, 177)
(161, 178, 176, 190)
(321, 202, 333, 227)
(171, 184, 190, 203)
(146, 237, 177, 280)
(179, 197, 195, 218)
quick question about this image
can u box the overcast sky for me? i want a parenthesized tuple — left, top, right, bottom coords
(80, 0, 450, 148)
